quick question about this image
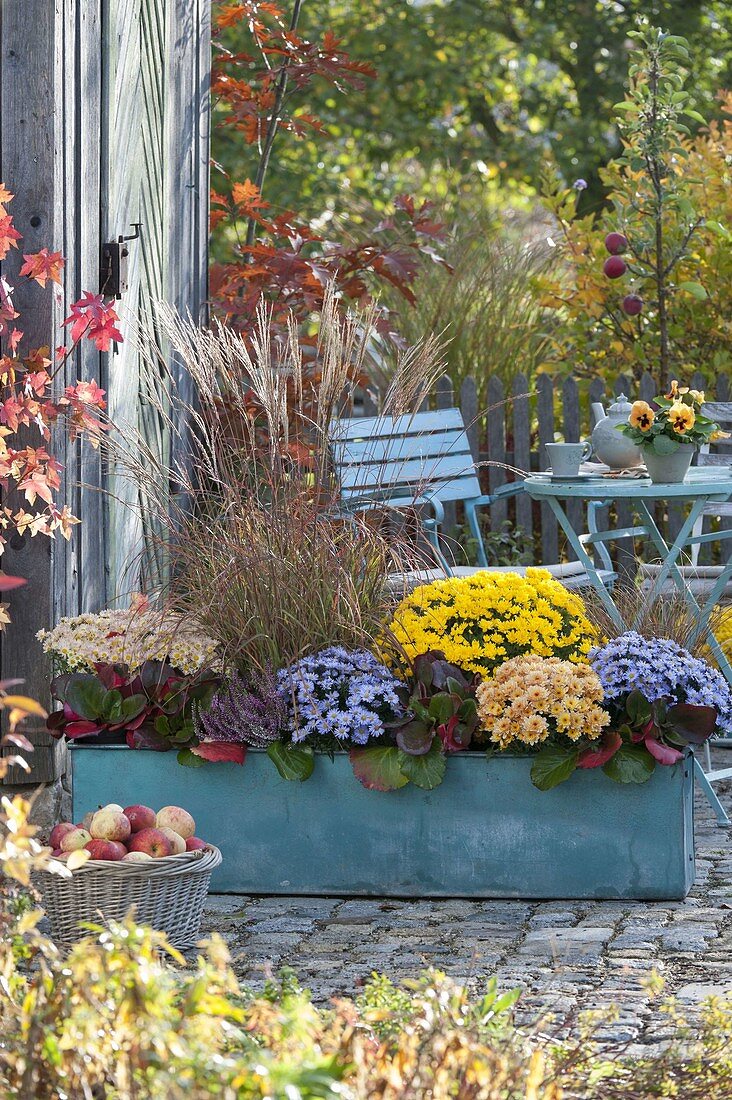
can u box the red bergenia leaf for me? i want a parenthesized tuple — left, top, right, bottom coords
(644, 737, 684, 766)
(191, 741, 247, 764)
(20, 248, 65, 287)
(577, 730, 623, 769)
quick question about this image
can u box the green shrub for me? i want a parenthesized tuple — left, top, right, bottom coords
(3, 796, 732, 1098)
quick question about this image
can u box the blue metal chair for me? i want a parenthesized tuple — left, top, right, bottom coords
(330, 408, 615, 590)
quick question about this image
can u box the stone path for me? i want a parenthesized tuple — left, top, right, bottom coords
(202, 755, 732, 1046)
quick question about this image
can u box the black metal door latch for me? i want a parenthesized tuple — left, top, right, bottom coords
(100, 223, 142, 298)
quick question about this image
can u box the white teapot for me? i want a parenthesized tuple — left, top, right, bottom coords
(590, 394, 642, 469)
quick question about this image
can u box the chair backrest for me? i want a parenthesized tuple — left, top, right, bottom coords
(698, 403, 732, 467)
(330, 409, 481, 505)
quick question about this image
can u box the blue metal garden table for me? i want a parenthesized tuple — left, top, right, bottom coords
(524, 467, 732, 825)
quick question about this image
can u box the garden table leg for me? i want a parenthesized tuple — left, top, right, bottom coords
(693, 756, 731, 827)
(634, 498, 711, 618)
(543, 496, 625, 628)
(687, 551, 732, 687)
(636, 500, 732, 687)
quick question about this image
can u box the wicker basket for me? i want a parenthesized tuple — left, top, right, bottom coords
(37, 845, 222, 951)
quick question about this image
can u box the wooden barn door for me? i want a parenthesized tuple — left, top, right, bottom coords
(103, 0, 210, 603)
(0, 0, 210, 787)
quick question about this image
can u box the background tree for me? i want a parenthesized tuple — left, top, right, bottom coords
(214, 0, 732, 222)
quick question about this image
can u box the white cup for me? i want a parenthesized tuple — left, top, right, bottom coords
(545, 441, 592, 477)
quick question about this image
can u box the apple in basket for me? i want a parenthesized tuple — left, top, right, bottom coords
(49, 821, 76, 850)
(123, 804, 156, 832)
(123, 851, 153, 863)
(158, 827, 187, 855)
(90, 808, 131, 843)
(186, 837, 206, 852)
(156, 805, 195, 839)
(128, 828, 173, 858)
(86, 839, 127, 861)
(60, 827, 92, 852)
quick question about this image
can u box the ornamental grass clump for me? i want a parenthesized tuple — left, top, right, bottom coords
(388, 569, 596, 678)
(476, 655, 609, 749)
(106, 283, 444, 674)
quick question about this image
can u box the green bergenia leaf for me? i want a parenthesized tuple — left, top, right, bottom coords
(398, 740, 446, 790)
(530, 745, 579, 791)
(268, 742, 315, 782)
(603, 744, 656, 784)
(350, 746, 409, 791)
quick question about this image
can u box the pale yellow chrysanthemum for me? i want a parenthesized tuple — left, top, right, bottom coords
(476, 653, 609, 750)
(37, 607, 220, 675)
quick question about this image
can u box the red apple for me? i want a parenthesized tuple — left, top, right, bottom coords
(128, 828, 173, 858)
(51, 847, 63, 857)
(185, 836, 207, 852)
(123, 804, 156, 833)
(61, 827, 92, 852)
(605, 232, 628, 255)
(156, 805, 195, 839)
(622, 294, 643, 316)
(603, 256, 627, 279)
(90, 809, 132, 843)
(86, 839, 127, 861)
(49, 821, 76, 849)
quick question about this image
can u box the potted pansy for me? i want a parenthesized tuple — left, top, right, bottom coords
(620, 381, 728, 483)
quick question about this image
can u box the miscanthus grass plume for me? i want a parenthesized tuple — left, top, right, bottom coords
(103, 283, 445, 673)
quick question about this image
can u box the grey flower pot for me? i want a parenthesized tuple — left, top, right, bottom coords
(644, 446, 695, 484)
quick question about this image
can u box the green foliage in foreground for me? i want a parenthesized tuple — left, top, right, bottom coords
(2, 794, 732, 1098)
(2, 913, 732, 1097)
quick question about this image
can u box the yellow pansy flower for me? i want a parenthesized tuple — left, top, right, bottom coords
(628, 401, 655, 431)
(668, 401, 696, 435)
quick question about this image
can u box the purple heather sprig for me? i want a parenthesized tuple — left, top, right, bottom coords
(278, 646, 407, 745)
(196, 667, 288, 748)
(589, 632, 732, 735)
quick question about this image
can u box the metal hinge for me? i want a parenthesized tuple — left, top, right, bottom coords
(100, 223, 142, 298)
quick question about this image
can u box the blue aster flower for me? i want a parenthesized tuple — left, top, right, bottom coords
(278, 646, 408, 745)
(589, 632, 732, 736)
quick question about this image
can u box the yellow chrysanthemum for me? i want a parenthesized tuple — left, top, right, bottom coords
(628, 400, 655, 431)
(476, 654, 609, 749)
(387, 569, 597, 678)
(668, 401, 696, 435)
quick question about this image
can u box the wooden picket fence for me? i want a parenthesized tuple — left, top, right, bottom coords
(348, 369, 731, 573)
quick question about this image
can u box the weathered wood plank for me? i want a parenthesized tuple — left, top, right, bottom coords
(0, 1, 59, 782)
(561, 375, 582, 549)
(486, 376, 507, 531)
(435, 374, 456, 534)
(511, 373, 532, 538)
(460, 377, 479, 464)
(612, 376, 635, 579)
(536, 373, 558, 563)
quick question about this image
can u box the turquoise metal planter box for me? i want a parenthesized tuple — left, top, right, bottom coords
(71, 746, 695, 900)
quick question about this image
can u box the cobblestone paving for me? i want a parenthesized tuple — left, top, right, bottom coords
(201, 758, 732, 1046)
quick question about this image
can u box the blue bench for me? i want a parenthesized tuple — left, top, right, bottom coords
(330, 408, 615, 591)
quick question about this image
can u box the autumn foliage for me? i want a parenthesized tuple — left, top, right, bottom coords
(211, 0, 447, 340)
(0, 185, 121, 596)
